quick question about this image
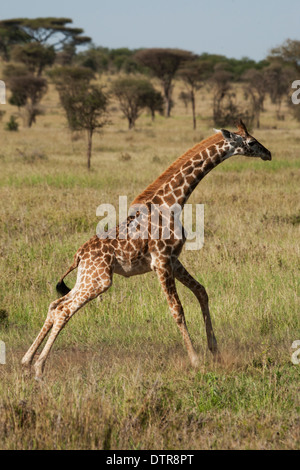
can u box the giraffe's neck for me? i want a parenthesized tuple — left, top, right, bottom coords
(132, 133, 233, 208)
(167, 138, 233, 207)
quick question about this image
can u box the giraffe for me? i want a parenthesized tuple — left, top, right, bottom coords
(21, 120, 271, 379)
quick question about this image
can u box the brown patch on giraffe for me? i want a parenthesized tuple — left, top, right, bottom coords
(204, 160, 215, 172)
(213, 154, 222, 164)
(173, 188, 183, 198)
(200, 149, 209, 160)
(185, 174, 195, 185)
(103, 254, 112, 264)
(164, 193, 177, 206)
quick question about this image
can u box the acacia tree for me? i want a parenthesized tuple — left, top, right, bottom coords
(0, 18, 91, 51)
(48, 66, 95, 97)
(60, 86, 109, 170)
(141, 88, 164, 121)
(7, 73, 47, 127)
(268, 39, 300, 70)
(134, 48, 194, 117)
(50, 66, 108, 169)
(210, 67, 233, 126)
(263, 63, 294, 119)
(242, 69, 268, 128)
(12, 43, 56, 76)
(242, 69, 267, 111)
(111, 77, 162, 128)
(0, 22, 30, 61)
(178, 59, 211, 129)
(179, 91, 191, 112)
(0, 17, 91, 68)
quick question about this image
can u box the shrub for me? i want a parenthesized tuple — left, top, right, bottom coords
(5, 115, 18, 131)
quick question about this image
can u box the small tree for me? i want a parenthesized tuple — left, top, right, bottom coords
(178, 60, 211, 129)
(242, 69, 267, 111)
(208, 66, 250, 127)
(48, 65, 95, 97)
(268, 39, 300, 71)
(75, 46, 110, 72)
(139, 88, 164, 121)
(111, 77, 161, 129)
(210, 67, 233, 126)
(59, 85, 109, 170)
(7, 73, 47, 127)
(11, 42, 55, 75)
(134, 48, 194, 117)
(242, 69, 268, 128)
(263, 63, 294, 119)
(179, 91, 191, 112)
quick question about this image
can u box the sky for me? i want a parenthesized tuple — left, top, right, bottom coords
(1, 0, 300, 61)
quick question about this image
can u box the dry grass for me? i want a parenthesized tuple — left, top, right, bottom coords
(0, 73, 299, 449)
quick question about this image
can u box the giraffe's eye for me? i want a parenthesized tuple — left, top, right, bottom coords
(248, 140, 256, 146)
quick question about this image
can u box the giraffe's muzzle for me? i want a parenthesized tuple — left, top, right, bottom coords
(261, 149, 272, 161)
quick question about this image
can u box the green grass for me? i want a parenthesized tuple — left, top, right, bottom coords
(0, 83, 299, 450)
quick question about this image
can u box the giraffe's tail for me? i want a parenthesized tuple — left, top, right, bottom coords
(56, 253, 80, 297)
(56, 279, 71, 297)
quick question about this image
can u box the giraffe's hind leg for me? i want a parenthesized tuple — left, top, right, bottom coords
(173, 260, 219, 357)
(22, 258, 113, 379)
(22, 255, 81, 369)
(21, 296, 66, 369)
(33, 273, 112, 380)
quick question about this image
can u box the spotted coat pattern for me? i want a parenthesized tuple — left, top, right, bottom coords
(22, 120, 271, 379)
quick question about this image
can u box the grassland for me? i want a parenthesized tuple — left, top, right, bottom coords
(0, 77, 299, 450)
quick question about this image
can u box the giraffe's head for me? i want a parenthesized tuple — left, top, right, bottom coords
(219, 120, 272, 161)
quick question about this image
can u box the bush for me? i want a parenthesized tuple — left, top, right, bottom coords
(5, 115, 19, 131)
(111, 77, 163, 128)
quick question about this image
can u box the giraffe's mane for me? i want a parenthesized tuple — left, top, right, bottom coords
(131, 132, 224, 205)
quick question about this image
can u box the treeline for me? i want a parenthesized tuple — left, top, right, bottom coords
(74, 47, 268, 78)
(0, 17, 299, 168)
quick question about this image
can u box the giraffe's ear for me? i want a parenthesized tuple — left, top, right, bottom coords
(220, 129, 233, 141)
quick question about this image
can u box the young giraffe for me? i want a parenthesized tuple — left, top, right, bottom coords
(22, 120, 271, 379)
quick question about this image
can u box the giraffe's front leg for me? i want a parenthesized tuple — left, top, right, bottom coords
(173, 260, 219, 358)
(154, 261, 199, 368)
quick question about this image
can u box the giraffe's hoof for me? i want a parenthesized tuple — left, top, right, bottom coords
(212, 351, 223, 364)
(208, 337, 218, 353)
(21, 366, 32, 379)
(190, 356, 200, 368)
(33, 362, 44, 381)
(21, 357, 32, 369)
(34, 375, 43, 383)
